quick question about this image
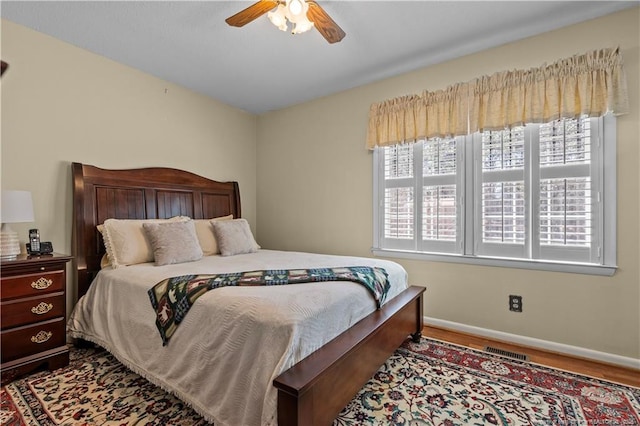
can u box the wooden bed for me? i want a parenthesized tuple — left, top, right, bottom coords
(71, 162, 425, 426)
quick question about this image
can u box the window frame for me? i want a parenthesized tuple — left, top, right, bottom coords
(372, 115, 617, 276)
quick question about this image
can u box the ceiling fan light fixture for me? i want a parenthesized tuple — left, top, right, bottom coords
(226, 0, 345, 44)
(292, 16, 314, 34)
(267, 4, 288, 32)
(266, 0, 314, 35)
(287, 0, 304, 17)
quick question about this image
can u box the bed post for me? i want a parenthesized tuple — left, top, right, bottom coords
(71, 162, 89, 300)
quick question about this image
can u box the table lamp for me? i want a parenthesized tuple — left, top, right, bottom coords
(1, 190, 35, 259)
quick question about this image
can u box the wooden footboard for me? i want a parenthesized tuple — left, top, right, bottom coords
(273, 285, 425, 426)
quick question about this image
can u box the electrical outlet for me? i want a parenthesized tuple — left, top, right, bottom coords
(509, 295, 523, 312)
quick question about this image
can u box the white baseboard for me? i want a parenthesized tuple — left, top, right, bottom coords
(424, 316, 640, 371)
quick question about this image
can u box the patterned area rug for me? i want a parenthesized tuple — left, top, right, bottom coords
(2, 338, 638, 425)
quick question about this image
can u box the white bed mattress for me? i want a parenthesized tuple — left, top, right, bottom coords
(67, 249, 408, 426)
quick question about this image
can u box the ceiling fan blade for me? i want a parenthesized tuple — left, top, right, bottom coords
(306, 1, 345, 44)
(226, 0, 279, 27)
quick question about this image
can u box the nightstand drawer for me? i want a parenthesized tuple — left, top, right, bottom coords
(0, 270, 65, 300)
(1, 318, 66, 363)
(1, 293, 65, 329)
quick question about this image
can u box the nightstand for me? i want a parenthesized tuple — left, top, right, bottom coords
(1, 253, 73, 385)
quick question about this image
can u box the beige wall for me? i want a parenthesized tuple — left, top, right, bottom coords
(1, 20, 258, 303)
(257, 8, 640, 358)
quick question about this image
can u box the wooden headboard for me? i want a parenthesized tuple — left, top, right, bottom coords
(71, 162, 241, 299)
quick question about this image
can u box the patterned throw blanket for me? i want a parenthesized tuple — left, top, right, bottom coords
(148, 266, 390, 345)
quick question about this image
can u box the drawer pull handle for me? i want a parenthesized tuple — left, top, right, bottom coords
(31, 277, 53, 290)
(31, 302, 54, 315)
(31, 331, 53, 344)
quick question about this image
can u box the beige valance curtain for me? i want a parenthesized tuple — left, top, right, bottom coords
(365, 84, 469, 150)
(367, 47, 628, 149)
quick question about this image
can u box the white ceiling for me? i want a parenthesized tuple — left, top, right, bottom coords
(1, 1, 636, 114)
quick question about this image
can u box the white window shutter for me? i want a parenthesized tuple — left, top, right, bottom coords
(474, 128, 527, 258)
(372, 116, 614, 272)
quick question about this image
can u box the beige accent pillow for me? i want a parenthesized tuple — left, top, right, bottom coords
(212, 218, 260, 256)
(99, 217, 186, 268)
(193, 214, 233, 255)
(143, 220, 203, 266)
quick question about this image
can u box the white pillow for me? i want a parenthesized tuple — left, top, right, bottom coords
(143, 220, 203, 266)
(193, 214, 233, 255)
(212, 218, 260, 256)
(98, 217, 186, 268)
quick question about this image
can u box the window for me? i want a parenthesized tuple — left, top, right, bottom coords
(373, 115, 616, 275)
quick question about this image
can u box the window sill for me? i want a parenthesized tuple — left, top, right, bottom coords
(371, 248, 617, 276)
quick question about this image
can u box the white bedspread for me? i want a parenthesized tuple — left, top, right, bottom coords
(67, 249, 408, 426)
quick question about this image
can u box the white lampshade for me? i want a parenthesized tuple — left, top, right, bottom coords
(287, 0, 304, 17)
(2, 190, 35, 223)
(1, 190, 35, 259)
(292, 15, 314, 34)
(268, 4, 288, 32)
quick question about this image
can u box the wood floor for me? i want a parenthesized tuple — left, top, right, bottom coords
(424, 325, 640, 388)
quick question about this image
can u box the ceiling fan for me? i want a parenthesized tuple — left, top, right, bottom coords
(225, 0, 346, 44)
